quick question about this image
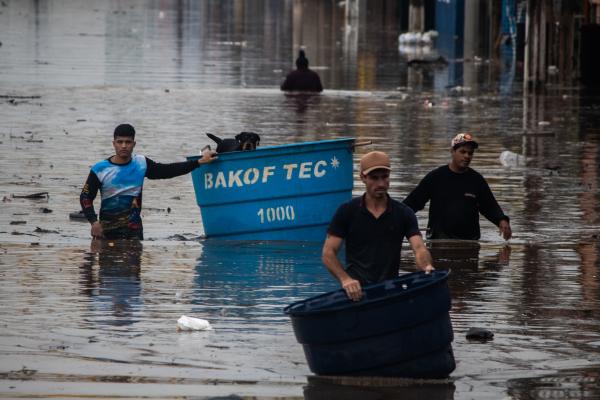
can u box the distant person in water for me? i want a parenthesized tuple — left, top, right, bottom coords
(80, 123, 217, 240)
(280, 49, 323, 92)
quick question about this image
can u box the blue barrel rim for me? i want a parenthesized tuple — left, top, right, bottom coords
(283, 270, 450, 317)
(187, 137, 356, 162)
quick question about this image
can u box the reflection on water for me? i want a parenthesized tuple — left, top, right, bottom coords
(427, 240, 483, 272)
(420, 241, 511, 302)
(193, 240, 335, 326)
(0, 0, 599, 398)
(284, 93, 323, 116)
(508, 368, 600, 400)
(79, 240, 143, 326)
(304, 375, 455, 400)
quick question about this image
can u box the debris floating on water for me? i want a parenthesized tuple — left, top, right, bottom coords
(34, 227, 59, 234)
(499, 150, 528, 167)
(69, 210, 87, 220)
(12, 192, 49, 199)
(466, 327, 494, 341)
(177, 315, 213, 331)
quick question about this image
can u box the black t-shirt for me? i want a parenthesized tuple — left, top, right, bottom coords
(403, 165, 508, 240)
(280, 68, 323, 92)
(327, 194, 422, 285)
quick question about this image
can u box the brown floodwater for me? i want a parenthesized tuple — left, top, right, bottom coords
(1, 0, 599, 399)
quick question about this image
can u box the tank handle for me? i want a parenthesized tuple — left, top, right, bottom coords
(352, 140, 372, 150)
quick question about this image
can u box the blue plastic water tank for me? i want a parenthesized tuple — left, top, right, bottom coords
(284, 270, 455, 378)
(187, 138, 354, 241)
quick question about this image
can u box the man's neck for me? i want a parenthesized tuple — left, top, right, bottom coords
(364, 193, 388, 218)
(111, 154, 132, 165)
(448, 163, 468, 173)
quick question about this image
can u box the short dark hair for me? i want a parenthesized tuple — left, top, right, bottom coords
(114, 124, 135, 139)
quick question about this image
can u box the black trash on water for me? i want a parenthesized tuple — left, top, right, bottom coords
(466, 327, 494, 341)
(69, 210, 87, 220)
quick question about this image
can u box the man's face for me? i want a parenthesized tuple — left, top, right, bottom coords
(361, 169, 390, 199)
(113, 136, 136, 159)
(450, 144, 475, 171)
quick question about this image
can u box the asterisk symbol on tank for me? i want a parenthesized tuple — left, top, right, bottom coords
(330, 157, 340, 169)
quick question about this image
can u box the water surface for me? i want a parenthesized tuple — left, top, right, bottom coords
(1, 1, 599, 398)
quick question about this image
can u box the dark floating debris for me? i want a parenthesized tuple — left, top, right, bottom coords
(48, 344, 69, 351)
(34, 227, 59, 234)
(69, 210, 87, 220)
(9, 221, 26, 225)
(11, 231, 39, 237)
(0, 95, 41, 99)
(168, 234, 189, 241)
(40, 208, 53, 213)
(167, 233, 200, 241)
(12, 192, 49, 199)
(543, 163, 561, 171)
(466, 327, 494, 341)
(8, 367, 38, 378)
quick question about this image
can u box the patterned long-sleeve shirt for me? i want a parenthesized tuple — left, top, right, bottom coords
(80, 154, 198, 239)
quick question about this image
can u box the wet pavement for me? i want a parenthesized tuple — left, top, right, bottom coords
(1, 0, 600, 399)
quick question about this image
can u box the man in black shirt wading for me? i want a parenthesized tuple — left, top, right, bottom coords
(403, 133, 512, 241)
(280, 50, 323, 93)
(322, 151, 434, 301)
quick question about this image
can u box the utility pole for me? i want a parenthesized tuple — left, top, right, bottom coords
(409, 0, 425, 32)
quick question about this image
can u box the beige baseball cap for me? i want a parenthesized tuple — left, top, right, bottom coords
(360, 151, 391, 175)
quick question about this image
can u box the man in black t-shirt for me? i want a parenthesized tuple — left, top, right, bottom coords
(322, 151, 434, 301)
(403, 133, 512, 241)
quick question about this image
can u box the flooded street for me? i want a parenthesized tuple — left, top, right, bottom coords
(1, 0, 599, 399)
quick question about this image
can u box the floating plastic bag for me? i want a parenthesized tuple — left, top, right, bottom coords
(177, 315, 213, 331)
(499, 150, 528, 167)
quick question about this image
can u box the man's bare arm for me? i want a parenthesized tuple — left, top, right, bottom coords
(322, 234, 363, 301)
(408, 234, 434, 273)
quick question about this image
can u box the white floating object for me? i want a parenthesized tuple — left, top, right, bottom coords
(177, 315, 213, 331)
(499, 150, 527, 167)
(398, 30, 438, 45)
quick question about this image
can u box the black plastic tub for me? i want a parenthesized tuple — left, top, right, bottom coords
(284, 270, 455, 378)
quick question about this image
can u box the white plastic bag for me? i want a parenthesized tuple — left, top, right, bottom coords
(177, 315, 213, 331)
(499, 150, 528, 167)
